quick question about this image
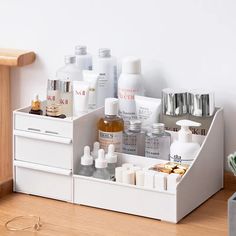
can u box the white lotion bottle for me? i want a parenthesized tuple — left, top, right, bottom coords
(75, 45, 92, 70)
(95, 48, 117, 107)
(118, 57, 145, 126)
(57, 55, 83, 81)
(170, 120, 201, 164)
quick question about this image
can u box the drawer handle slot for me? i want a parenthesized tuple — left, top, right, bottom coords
(45, 130, 59, 135)
(28, 128, 41, 132)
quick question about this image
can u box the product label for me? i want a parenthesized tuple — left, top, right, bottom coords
(145, 136, 170, 160)
(118, 87, 139, 122)
(123, 133, 138, 154)
(99, 130, 122, 152)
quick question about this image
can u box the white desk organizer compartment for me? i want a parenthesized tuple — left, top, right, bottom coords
(73, 108, 224, 223)
(13, 103, 104, 201)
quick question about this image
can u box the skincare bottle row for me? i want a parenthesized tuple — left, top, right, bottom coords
(78, 144, 118, 180)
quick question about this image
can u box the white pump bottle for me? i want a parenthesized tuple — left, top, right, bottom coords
(170, 120, 201, 164)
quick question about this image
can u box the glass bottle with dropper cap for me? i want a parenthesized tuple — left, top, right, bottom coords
(93, 149, 110, 180)
(105, 144, 118, 178)
(123, 120, 145, 156)
(145, 123, 171, 160)
(91, 142, 100, 167)
(98, 98, 124, 152)
(78, 146, 94, 177)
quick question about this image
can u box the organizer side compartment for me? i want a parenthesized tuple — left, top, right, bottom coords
(176, 108, 224, 222)
(74, 176, 177, 223)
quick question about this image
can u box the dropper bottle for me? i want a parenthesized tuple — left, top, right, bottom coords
(78, 146, 94, 177)
(93, 149, 110, 180)
(105, 144, 118, 178)
(91, 142, 100, 166)
(29, 94, 43, 115)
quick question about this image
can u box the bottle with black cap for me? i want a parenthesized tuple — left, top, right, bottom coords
(161, 88, 189, 132)
(188, 90, 215, 135)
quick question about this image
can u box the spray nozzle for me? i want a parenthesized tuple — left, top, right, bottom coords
(176, 120, 201, 143)
(81, 146, 93, 166)
(105, 144, 117, 164)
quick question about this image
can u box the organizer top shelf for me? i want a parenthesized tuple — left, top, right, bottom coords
(0, 48, 36, 67)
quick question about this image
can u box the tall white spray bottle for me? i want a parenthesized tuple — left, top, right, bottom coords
(170, 120, 201, 164)
(95, 48, 117, 107)
(118, 56, 145, 125)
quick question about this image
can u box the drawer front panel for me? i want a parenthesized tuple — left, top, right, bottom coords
(15, 165, 72, 202)
(15, 134, 73, 169)
(14, 113, 73, 138)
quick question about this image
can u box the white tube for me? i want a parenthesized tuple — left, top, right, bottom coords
(73, 81, 90, 116)
(135, 95, 161, 129)
(83, 70, 99, 109)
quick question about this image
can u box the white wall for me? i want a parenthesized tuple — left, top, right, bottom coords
(1, 0, 235, 170)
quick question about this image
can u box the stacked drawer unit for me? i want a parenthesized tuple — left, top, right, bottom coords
(13, 104, 103, 202)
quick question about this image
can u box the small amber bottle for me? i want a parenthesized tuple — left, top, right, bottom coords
(29, 94, 43, 115)
(98, 98, 124, 152)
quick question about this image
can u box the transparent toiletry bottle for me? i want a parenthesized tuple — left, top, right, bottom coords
(78, 146, 94, 177)
(95, 48, 117, 107)
(145, 123, 171, 160)
(123, 120, 145, 156)
(29, 94, 43, 115)
(93, 149, 110, 180)
(188, 90, 215, 135)
(91, 141, 100, 167)
(161, 88, 189, 132)
(75, 45, 92, 70)
(47, 79, 60, 107)
(105, 144, 118, 178)
(59, 80, 72, 117)
(57, 55, 83, 81)
(98, 98, 124, 152)
(118, 57, 145, 127)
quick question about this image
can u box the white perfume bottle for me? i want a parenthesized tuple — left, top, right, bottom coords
(145, 123, 171, 160)
(59, 80, 72, 117)
(123, 120, 145, 156)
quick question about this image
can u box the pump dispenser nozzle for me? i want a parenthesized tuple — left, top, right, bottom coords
(105, 144, 117, 164)
(81, 146, 93, 166)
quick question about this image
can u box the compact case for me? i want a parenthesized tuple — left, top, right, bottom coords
(13, 104, 224, 223)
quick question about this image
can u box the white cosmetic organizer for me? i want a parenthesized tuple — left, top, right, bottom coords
(13, 105, 224, 223)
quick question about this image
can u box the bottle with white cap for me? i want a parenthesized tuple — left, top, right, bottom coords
(145, 123, 171, 160)
(56, 55, 83, 81)
(118, 56, 145, 126)
(123, 120, 145, 156)
(93, 149, 110, 180)
(98, 98, 124, 152)
(91, 141, 100, 166)
(95, 48, 117, 107)
(105, 144, 118, 178)
(78, 146, 94, 177)
(75, 45, 92, 70)
(170, 120, 201, 164)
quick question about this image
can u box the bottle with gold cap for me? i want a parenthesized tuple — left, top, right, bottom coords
(29, 94, 43, 115)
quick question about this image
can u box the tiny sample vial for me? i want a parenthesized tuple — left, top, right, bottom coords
(93, 149, 110, 180)
(47, 79, 60, 107)
(123, 120, 145, 156)
(98, 98, 124, 152)
(78, 146, 94, 177)
(145, 123, 171, 160)
(59, 80, 73, 117)
(29, 94, 43, 115)
(105, 144, 118, 178)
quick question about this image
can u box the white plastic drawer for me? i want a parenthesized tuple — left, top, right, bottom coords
(14, 130, 73, 169)
(14, 161, 72, 202)
(14, 112, 73, 138)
